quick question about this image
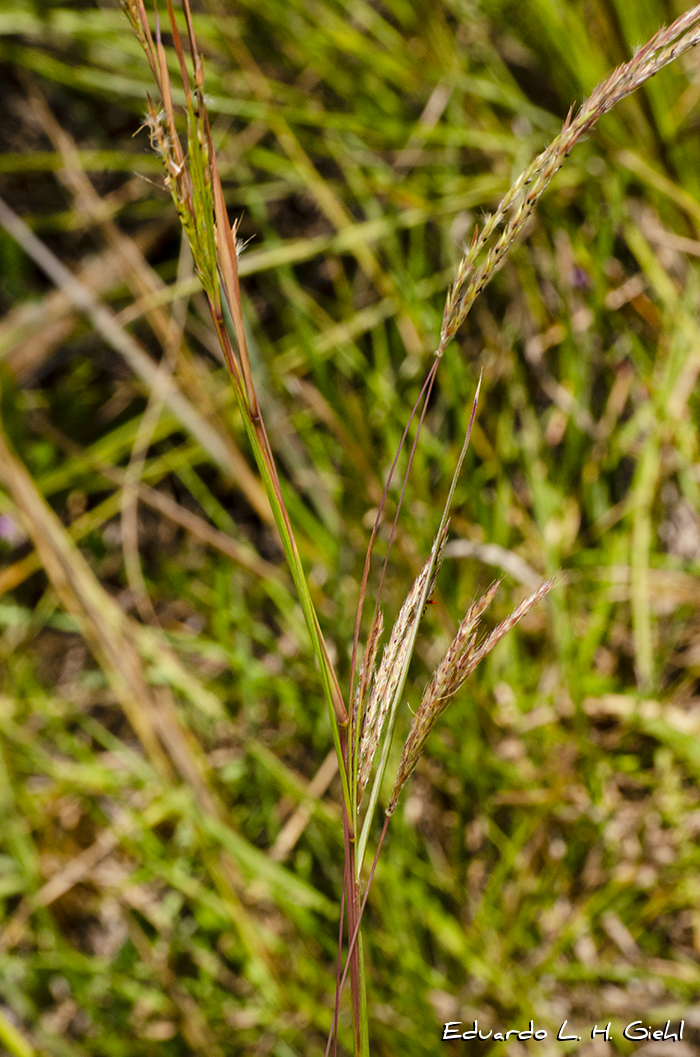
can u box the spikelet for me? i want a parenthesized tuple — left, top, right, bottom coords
(387, 576, 555, 815)
(352, 608, 384, 738)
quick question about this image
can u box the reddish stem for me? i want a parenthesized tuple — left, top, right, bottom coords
(349, 356, 440, 701)
(325, 814, 390, 1056)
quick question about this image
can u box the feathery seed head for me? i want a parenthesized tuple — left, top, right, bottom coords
(387, 575, 555, 815)
(438, 7, 700, 356)
(356, 532, 446, 805)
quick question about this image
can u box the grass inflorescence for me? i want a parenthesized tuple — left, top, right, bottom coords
(1, 1, 700, 1055)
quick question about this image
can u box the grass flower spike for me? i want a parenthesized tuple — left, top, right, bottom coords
(356, 541, 444, 806)
(19, 4, 693, 1052)
(120, 0, 348, 754)
(388, 576, 556, 816)
(439, 4, 700, 354)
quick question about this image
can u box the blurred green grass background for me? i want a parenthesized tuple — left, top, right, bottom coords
(2, 0, 700, 1054)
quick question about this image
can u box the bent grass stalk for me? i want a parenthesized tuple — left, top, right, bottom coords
(120, 2, 700, 1052)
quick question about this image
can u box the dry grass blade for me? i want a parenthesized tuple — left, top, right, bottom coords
(0, 424, 227, 807)
(0, 466, 280, 602)
(387, 576, 556, 815)
(0, 423, 171, 776)
(0, 810, 134, 953)
(0, 216, 167, 382)
(0, 421, 279, 992)
(0, 195, 271, 519)
(22, 75, 181, 350)
(269, 749, 339, 863)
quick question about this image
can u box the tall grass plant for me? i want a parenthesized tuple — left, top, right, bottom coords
(1, 1, 700, 1054)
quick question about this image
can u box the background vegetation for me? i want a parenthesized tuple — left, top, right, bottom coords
(1, 0, 700, 1054)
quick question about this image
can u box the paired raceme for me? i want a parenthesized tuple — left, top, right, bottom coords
(439, 4, 700, 354)
(356, 537, 445, 806)
(387, 575, 555, 816)
(358, 558, 555, 819)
